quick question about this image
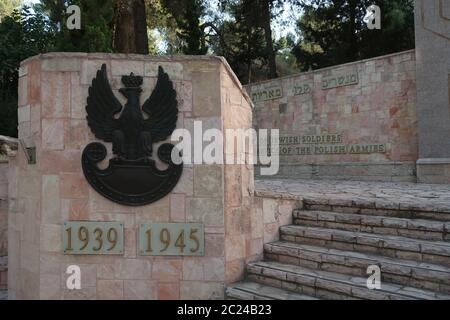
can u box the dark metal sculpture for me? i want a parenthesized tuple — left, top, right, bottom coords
(81, 64, 182, 206)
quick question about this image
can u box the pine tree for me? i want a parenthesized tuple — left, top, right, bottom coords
(292, 0, 415, 71)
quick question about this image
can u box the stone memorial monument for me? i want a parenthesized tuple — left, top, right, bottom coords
(3, 0, 450, 301)
(8, 53, 258, 299)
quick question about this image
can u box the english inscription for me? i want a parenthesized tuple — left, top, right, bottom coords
(275, 134, 386, 156)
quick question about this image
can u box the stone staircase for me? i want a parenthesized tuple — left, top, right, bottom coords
(227, 200, 450, 300)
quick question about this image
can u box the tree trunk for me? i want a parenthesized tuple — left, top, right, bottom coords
(347, 0, 358, 61)
(261, 0, 277, 79)
(114, 0, 149, 54)
(133, 0, 149, 54)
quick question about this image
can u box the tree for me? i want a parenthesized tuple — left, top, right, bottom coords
(38, 0, 149, 53)
(0, 7, 55, 137)
(218, 0, 283, 79)
(0, 0, 22, 22)
(208, 0, 267, 83)
(37, 0, 115, 52)
(145, 0, 181, 54)
(292, 0, 415, 71)
(114, 0, 149, 54)
(159, 0, 208, 55)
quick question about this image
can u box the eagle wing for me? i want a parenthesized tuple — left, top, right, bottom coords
(86, 64, 122, 142)
(142, 66, 178, 142)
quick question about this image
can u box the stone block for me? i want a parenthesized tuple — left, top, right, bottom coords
(145, 62, 183, 80)
(42, 58, 81, 72)
(40, 274, 61, 300)
(97, 280, 124, 300)
(124, 280, 157, 300)
(192, 69, 221, 117)
(111, 60, 144, 77)
(170, 194, 185, 222)
(152, 259, 182, 282)
(157, 282, 179, 300)
(180, 281, 224, 299)
(18, 105, 30, 123)
(225, 234, 245, 261)
(40, 224, 61, 253)
(188, 198, 223, 227)
(194, 165, 223, 197)
(114, 259, 151, 280)
(80, 60, 110, 85)
(42, 175, 60, 224)
(42, 119, 65, 150)
(41, 72, 71, 118)
(182, 258, 204, 281)
(203, 257, 225, 281)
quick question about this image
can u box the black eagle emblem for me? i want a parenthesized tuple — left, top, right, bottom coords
(81, 64, 183, 206)
(87, 64, 178, 160)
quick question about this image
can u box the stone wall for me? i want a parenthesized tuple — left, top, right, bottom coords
(0, 160, 8, 257)
(9, 53, 255, 299)
(0, 159, 8, 289)
(415, 0, 450, 183)
(248, 50, 418, 182)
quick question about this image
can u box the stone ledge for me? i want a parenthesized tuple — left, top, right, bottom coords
(417, 158, 450, 165)
(255, 179, 450, 214)
(244, 49, 415, 91)
(19, 52, 254, 109)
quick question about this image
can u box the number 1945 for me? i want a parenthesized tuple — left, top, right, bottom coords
(139, 223, 204, 256)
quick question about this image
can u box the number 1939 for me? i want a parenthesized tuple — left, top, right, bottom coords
(62, 221, 124, 255)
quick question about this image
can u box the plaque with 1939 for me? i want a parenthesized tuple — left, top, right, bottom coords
(62, 221, 124, 255)
(138, 223, 204, 256)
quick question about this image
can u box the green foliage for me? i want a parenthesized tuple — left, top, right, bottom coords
(0, 6, 56, 137)
(292, 0, 415, 71)
(275, 34, 301, 76)
(208, 0, 268, 83)
(160, 0, 208, 55)
(0, 0, 22, 22)
(38, 0, 115, 52)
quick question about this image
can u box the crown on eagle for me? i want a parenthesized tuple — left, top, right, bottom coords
(121, 72, 143, 88)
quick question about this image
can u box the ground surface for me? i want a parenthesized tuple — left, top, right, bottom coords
(255, 179, 450, 212)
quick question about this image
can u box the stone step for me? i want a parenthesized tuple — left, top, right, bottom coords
(247, 261, 450, 300)
(293, 210, 450, 241)
(226, 281, 318, 300)
(303, 199, 450, 221)
(264, 241, 450, 294)
(0, 256, 7, 290)
(280, 225, 450, 267)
